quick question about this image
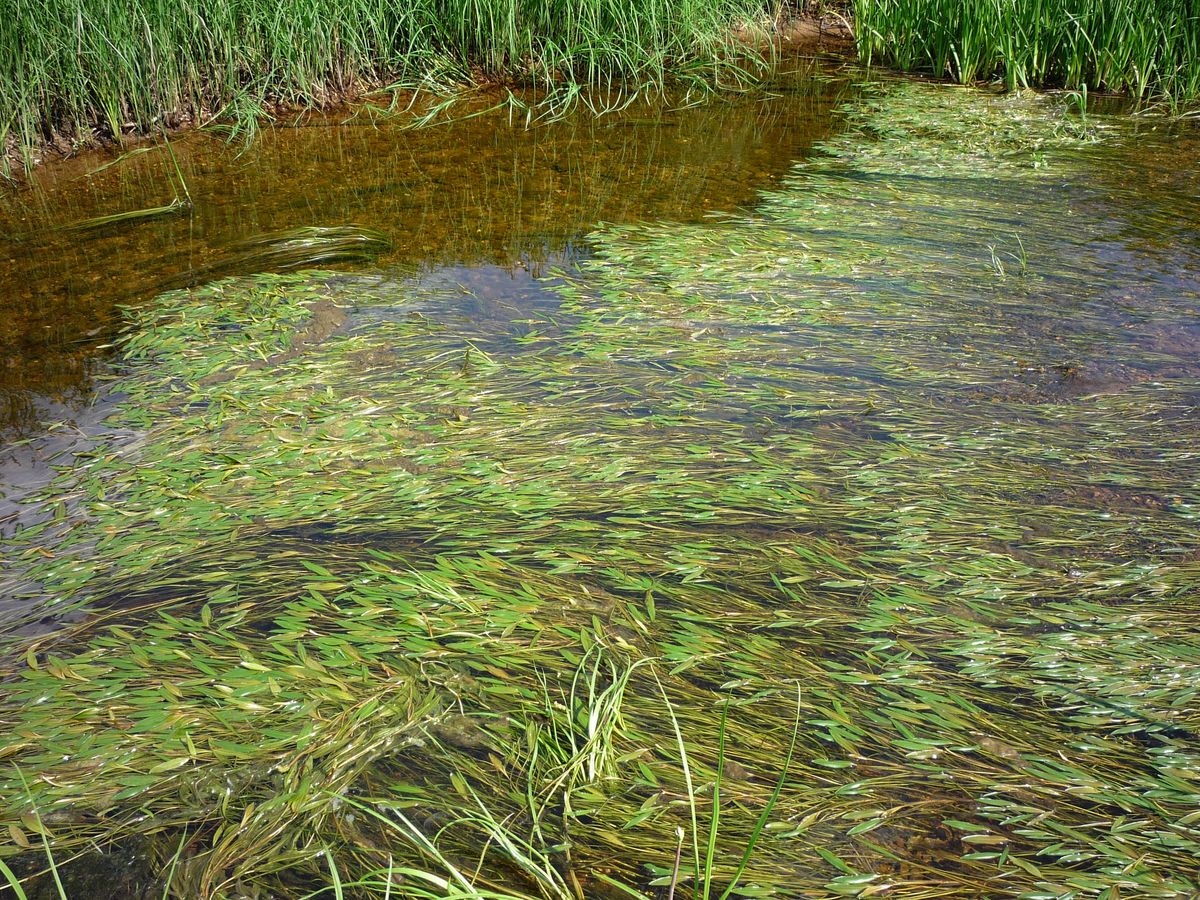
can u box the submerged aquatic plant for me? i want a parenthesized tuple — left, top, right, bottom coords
(64, 200, 189, 233)
(63, 132, 194, 234)
(217, 225, 393, 270)
(164, 226, 394, 289)
(1, 82, 1199, 897)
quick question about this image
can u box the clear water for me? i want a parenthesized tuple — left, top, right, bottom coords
(2, 64, 1200, 898)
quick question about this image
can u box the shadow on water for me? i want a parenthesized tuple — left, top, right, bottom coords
(0, 59, 854, 436)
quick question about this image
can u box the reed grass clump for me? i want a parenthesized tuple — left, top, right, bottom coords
(0, 0, 771, 163)
(853, 0, 1200, 106)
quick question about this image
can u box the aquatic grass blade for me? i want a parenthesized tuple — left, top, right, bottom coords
(717, 687, 801, 900)
(326, 846, 344, 900)
(65, 200, 188, 233)
(0, 858, 29, 900)
(655, 673, 702, 899)
(703, 700, 729, 900)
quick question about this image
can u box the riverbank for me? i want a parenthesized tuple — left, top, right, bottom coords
(0, 3, 852, 179)
(6, 0, 1199, 180)
(853, 0, 1200, 110)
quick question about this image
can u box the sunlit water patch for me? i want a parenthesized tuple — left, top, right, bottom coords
(1, 82, 1199, 898)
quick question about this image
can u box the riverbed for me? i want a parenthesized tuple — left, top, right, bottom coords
(1, 63, 1198, 898)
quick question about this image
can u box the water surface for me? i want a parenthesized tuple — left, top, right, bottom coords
(0, 63, 851, 435)
(1, 72, 1200, 899)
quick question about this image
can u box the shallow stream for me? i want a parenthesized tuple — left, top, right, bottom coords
(1, 62, 1199, 898)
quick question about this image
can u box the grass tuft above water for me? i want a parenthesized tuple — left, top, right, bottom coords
(1, 0, 774, 168)
(1, 81, 1199, 898)
(853, 0, 1200, 108)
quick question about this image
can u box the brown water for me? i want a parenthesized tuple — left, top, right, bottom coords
(0, 62, 852, 436)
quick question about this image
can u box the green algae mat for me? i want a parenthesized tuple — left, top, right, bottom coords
(2, 83, 1199, 898)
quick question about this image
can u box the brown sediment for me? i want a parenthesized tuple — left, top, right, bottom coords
(761, 11, 855, 52)
(197, 300, 349, 387)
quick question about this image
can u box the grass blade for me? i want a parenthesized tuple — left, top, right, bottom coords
(718, 687, 801, 900)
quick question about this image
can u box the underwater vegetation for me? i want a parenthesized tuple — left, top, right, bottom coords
(0, 66, 848, 436)
(1, 82, 1199, 897)
(160, 226, 396, 290)
(853, 0, 1200, 107)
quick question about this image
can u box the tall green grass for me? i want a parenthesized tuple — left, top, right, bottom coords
(0, 0, 771, 159)
(853, 0, 1200, 106)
